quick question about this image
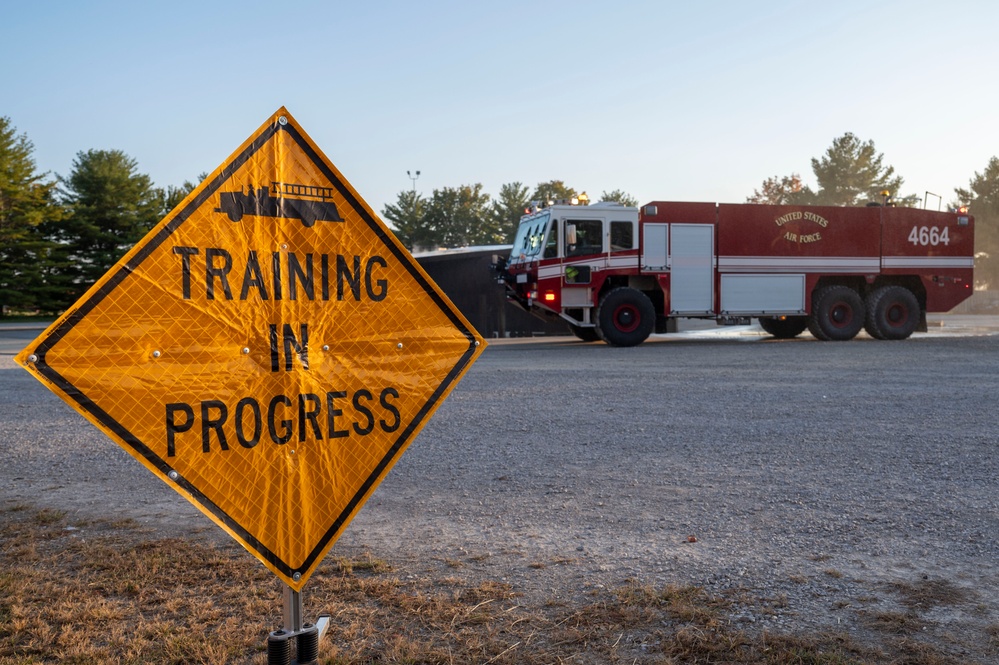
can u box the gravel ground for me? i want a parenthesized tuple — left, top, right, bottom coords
(3, 318, 999, 659)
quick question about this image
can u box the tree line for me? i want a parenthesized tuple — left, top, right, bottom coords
(381, 182, 637, 250)
(1, 116, 202, 314)
(749, 132, 997, 288)
(381, 131, 998, 288)
(2, 117, 997, 318)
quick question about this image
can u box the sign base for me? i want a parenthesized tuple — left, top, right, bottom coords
(266, 585, 329, 664)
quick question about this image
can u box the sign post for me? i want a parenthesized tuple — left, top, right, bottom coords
(266, 585, 324, 664)
(15, 108, 486, 659)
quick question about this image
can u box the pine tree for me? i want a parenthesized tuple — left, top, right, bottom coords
(0, 117, 61, 315)
(955, 157, 999, 289)
(47, 149, 160, 309)
(489, 182, 530, 244)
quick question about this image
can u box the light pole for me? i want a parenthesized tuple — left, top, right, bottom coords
(407, 170, 421, 193)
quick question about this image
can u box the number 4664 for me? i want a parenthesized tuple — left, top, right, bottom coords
(908, 225, 950, 246)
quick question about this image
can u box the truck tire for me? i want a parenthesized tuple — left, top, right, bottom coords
(758, 316, 808, 339)
(865, 286, 920, 340)
(569, 324, 600, 342)
(595, 287, 655, 347)
(807, 285, 864, 341)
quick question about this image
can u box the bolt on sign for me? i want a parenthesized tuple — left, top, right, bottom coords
(15, 108, 486, 590)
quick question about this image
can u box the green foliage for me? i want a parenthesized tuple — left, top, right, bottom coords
(489, 182, 530, 244)
(384, 179, 591, 250)
(809, 133, 904, 206)
(599, 189, 638, 207)
(155, 172, 205, 218)
(383, 189, 426, 249)
(955, 156, 999, 288)
(746, 173, 805, 205)
(421, 183, 496, 248)
(46, 149, 161, 309)
(531, 180, 576, 205)
(0, 117, 61, 315)
(749, 133, 906, 207)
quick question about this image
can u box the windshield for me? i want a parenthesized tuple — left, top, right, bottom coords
(509, 211, 550, 263)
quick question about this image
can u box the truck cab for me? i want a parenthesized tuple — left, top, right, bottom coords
(497, 199, 648, 343)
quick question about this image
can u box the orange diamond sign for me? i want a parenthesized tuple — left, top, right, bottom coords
(15, 108, 486, 590)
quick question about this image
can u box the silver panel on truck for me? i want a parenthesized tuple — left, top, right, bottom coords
(669, 224, 714, 314)
(720, 274, 805, 314)
(641, 223, 669, 271)
(561, 287, 592, 307)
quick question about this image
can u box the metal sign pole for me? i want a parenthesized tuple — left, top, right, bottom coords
(266, 583, 329, 665)
(284, 586, 305, 633)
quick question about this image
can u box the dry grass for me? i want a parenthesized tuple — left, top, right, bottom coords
(0, 504, 980, 664)
(882, 578, 973, 612)
(1, 506, 278, 664)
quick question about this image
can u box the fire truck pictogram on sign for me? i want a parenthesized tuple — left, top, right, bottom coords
(215, 181, 344, 227)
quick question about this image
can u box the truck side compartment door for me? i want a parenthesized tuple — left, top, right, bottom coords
(669, 224, 714, 314)
(641, 223, 669, 271)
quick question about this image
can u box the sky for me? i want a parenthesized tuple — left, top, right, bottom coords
(4, 0, 998, 217)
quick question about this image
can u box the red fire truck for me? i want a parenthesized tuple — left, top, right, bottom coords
(493, 198, 975, 346)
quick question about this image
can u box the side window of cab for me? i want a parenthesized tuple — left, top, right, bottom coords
(566, 219, 604, 257)
(610, 221, 635, 251)
(543, 221, 559, 258)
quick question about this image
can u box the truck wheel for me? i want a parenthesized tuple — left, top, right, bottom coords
(569, 324, 600, 342)
(865, 286, 919, 340)
(595, 287, 655, 347)
(758, 316, 808, 339)
(807, 285, 864, 341)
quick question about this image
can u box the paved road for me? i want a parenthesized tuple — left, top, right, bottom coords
(4, 315, 998, 355)
(0, 324, 45, 356)
(3, 317, 999, 652)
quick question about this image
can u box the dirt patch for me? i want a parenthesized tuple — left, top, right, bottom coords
(2, 504, 988, 664)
